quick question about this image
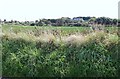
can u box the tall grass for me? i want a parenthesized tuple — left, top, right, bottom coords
(2, 26, 119, 77)
(1, 25, 119, 77)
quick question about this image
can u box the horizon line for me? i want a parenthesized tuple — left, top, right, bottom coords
(1, 16, 118, 22)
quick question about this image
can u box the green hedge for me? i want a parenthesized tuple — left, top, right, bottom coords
(2, 35, 119, 77)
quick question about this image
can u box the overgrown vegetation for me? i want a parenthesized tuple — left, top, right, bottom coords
(1, 25, 119, 77)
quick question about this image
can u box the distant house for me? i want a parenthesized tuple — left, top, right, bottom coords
(73, 16, 94, 21)
(73, 17, 83, 21)
(73, 17, 84, 23)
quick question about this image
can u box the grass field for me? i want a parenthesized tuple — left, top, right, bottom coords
(2, 24, 118, 35)
(2, 25, 90, 35)
(1, 24, 119, 77)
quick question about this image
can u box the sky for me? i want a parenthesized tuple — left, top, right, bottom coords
(0, 0, 119, 21)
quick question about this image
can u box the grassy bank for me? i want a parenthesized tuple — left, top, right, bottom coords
(2, 27, 119, 77)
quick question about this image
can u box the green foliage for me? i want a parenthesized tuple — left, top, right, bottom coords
(2, 17, 118, 26)
(2, 32, 119, 77)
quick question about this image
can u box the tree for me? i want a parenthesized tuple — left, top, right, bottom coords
(10, 20, 13, 23)
(45, 21, 51, 26)
(118, 19, 120, 27)
(112, 19, 117, 25)
(0, 19, 2, 24)
(4, 19, 6, 23)
(88, 17, 96, 23)
(35, 20, 39, 26)
(30, 23, 35, 26)
(56, 19, 64, 26)
(37, 19, 45, 26)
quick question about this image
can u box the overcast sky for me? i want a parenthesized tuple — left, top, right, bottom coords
(0, 0, 119, 21)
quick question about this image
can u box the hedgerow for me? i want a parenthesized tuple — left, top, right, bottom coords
(2, 31, 119, 77)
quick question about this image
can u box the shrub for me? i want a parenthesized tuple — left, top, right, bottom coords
(2, 31, 119, 77)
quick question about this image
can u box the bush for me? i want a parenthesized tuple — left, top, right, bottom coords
(2, 32, 119, 77)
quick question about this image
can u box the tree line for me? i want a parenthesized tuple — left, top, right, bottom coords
(0, 16, 118, 27)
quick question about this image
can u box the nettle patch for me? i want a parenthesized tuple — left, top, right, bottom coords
(2, 31, 119, 77)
